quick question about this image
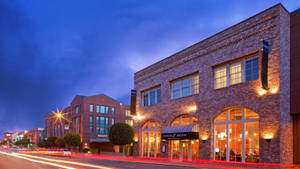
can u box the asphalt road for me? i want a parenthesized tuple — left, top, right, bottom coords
(0, 152, 58, 169)
(0, 151, 206, 169)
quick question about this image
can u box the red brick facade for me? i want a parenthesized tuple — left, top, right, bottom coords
(291, 9, 300, 164)
(45, 94, 131, 150)
(133, 4, 293, 164)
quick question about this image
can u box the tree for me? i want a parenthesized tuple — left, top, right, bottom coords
(63, 133, 81, 151)
(47, 137, 57, 148)
(55, 137, 65, 148)
(89, 142, 102, 153)
(37, 139, 47, 148)
(109, 123, 134, 150)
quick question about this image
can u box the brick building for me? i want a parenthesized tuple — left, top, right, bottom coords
(3, 132, 12, 146)
(132, 4, 296, 164)
(291, 8, 300, 164)
(27, 128, 44, 147)
(45, 94, 132, 151)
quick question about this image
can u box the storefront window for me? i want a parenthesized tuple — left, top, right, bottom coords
(214, 107, 259, 162)
(142, 120, 161, 157)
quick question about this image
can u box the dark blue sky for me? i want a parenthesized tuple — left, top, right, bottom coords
(0, 0, 299, 138)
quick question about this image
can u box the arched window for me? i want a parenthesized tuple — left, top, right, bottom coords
(214, 107, 259, 162)
(171, 114, 198, 126)
(142, 120, 161, 157)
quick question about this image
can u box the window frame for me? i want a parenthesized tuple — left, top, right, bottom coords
(171, 75, 199, 99)
(141, 87, 161, 107)
(89, 104, 94, 112)
(214, 56, 259, 89)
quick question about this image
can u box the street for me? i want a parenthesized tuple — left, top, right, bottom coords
(0, 151, 208, 169)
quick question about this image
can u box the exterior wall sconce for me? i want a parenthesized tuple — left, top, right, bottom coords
(134, 137, 138, 143)
(263, 133, 273, 143)
(265, 138, 272, 143)
(133, 114, 144, 121)
(201, 135, 208, 143)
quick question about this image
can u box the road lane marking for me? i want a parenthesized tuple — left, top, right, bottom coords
(16, 153, 116, 169)
(0, 151, 77, 169)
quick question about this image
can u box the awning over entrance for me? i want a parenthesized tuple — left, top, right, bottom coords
(90, 138, 109, 142)
(161, 124, 199, 140)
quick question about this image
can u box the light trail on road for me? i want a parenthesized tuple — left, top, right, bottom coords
(0, 151, 78, 169)
(15, 153, 116, 169)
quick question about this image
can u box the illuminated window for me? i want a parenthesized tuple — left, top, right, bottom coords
(96, 116, 108, 135)
(75, 117, 79, 133)
(171, 115, 198, 126)
(126, 119, 133, 126)
(111, 107, 115, 115)
(89, 116, 93, 133)
(214, 107, 259, 162)
(125, 110, 131, 117)
(97, 105, 108, 114)
(171, 75, 199, 99)
(215, 67, 227, 89)
(111, 118, 114, 125)
(214, 56, 258, 89)
(142, 120, 161, 157)
(230, 63, 242, 85)
(142, 87, 161, 107)
(89, 104, 94, 112)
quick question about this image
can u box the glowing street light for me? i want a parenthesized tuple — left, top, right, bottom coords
(56, 112, 62, 119)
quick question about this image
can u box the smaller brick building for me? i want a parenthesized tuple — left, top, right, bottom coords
(44, 94, 132, 151)
(27, 128, 44, 147)
(3, 132, 13, 147)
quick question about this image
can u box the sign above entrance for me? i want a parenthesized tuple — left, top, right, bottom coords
(162, 132, 199, 140)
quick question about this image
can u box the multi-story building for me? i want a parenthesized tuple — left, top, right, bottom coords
(291, 8, 300, 164)
(27, 128, 44, 147)
(3, 132, 12, 146)
(132, 4, 298, 164)
(45, 94, 132, 151)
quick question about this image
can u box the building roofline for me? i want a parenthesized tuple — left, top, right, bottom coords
(134, 3, 288, 77)
(75, 94, 129, 106)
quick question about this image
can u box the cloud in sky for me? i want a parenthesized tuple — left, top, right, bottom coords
(0, 0, 299, 137)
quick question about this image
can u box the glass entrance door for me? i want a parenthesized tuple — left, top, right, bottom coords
(171, 140, 180, 159)
(181, 140, 189, 159)
(170, 140, 198, 160)
(229, 123, 242, 162)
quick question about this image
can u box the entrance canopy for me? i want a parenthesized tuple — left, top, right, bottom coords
(90, 138, 109, 142)
(162, 124, 199, 140)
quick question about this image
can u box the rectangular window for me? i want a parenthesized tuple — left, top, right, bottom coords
(112, 118, 115, 125)
(245, 57, 259, 82)
(215, 67, 227, 89)
(230, 63, 242, 85)
(157, 88, 161, 103)
(96, 105, 100, 113)
(111, 107, 115, 115)
(125, 110, 131, 117)
(96, 116, 109, 135)
(75, 117, 79, 133)
(75, 106, 79, 114)
(214, 56, 258, 89)
(126, 119, 133, 126)
(142, 93, 149, 106)
(171, 75, 199, 99)
(89, 116, 93, 133)
(150, 90, 156, 105)
(98, 106, 108, 114)
(141, 87, 161, 106)
(90, 104, 94, 112)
